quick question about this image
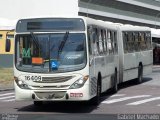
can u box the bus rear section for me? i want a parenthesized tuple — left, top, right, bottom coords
(118, 25, 152, 83)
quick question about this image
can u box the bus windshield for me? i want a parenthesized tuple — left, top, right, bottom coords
(15, 33, 86, 73)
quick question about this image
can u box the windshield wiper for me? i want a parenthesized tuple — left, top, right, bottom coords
(30, 32, 40, 50)
(57, 31, 69, 59)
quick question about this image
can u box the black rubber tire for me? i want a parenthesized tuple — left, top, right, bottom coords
(112, 71, 118, 93)
(137, 65, 143, 84)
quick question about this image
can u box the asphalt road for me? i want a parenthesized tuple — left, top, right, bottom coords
(0, 66, 160, 120)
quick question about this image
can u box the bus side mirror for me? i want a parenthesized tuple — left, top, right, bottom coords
(5, 39, 11, 52)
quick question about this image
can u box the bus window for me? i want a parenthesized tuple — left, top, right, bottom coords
(107, 31, 112, 54)
(138, 32, 142, 51)
(127, 32, 134, 53)
(105, 30, 108, 54)
(140, 32, 146, 51)
(103, 30, 107, 53)
(113, 31, 118, 54)
(123, 32, 128, 53)
(134, 32, 139, 52)
(110, 31, 114, 54)
(99, 29, 104, 54)
(87, 26, 92, 55)
(146, 32, 152, 50)
(132, 32, 136, 51)
(93, 28, 99, 55)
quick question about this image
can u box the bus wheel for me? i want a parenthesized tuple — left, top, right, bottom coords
(91, 79, 101, 106)
(34, 101, 43, 106)
(137, 65, 143, 84)
(112, 70, 118, 93)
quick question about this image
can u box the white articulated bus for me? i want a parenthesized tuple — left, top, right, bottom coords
(7, 16, 152, 106)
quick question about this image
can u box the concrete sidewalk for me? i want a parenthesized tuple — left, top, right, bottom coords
(0, 82, 14, 91)
(153, 65, 160, 68)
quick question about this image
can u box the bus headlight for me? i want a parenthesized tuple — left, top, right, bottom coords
(14, 77, 30, 89)
(69, 75, 89, 89)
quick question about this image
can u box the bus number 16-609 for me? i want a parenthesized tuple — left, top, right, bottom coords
(25, 76, 42, 82)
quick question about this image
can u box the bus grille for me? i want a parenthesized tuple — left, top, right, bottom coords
(35, 91, 66, 99)
(36, 76, 73, 83)
(31, 85, 70, 89)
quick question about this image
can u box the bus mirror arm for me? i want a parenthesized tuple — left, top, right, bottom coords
(89, 57, 94, 66)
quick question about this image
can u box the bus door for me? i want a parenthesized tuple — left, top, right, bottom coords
(88, 26, 97, 96)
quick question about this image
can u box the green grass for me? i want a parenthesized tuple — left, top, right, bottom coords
(0, 68, 13, 85)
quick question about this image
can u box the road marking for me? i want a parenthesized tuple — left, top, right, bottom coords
(0, 92, 14, 97)
(102, 95, 151, 104)
(110, 94, 126, 98)
(127, 97, 160, 105)
(0, 96, 15, 100)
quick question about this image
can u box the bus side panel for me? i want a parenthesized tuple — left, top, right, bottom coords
(103, 55, 115, 92)
(139, 50, 153, 76)
(123, 53, 138, 82)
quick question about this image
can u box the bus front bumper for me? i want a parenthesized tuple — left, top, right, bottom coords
(14, 82, 91, 101)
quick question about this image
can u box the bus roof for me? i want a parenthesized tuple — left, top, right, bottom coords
(16, 16, 151, 32)
(118, 24, 151, 31)
(16, 16, 118, 32)
(83, 17, 118, 31)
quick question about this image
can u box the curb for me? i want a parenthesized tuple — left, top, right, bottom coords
(153, 66, 160, 68)
(0, 88, 14, 92)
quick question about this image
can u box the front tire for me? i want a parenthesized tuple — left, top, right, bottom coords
(112, 70, 118, 93)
